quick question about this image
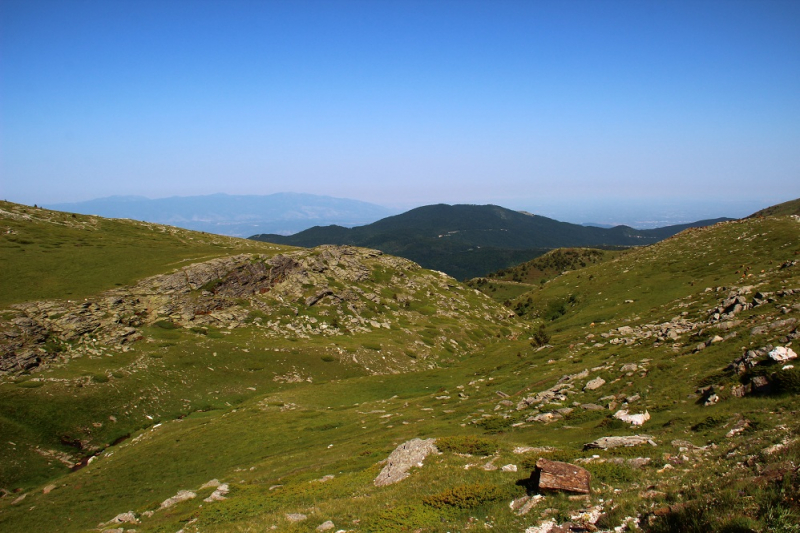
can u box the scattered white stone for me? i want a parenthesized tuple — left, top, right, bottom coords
(483, 457, 499, 471)
(511, 494, 544, 515)
(501, 464, 518, 472)
(160, 490, 196, 509)
(584, 377, 606, 390)
(101, 511, 138, 526)
(525, 519, 558, 533)
(613, 409, 650, 426)
(769, 346, 797, 362)
(200, 479, 221, 489)
(571, 505, 604, 524)
(204, 483, 229, 502)
(286, 513, 308, 522)
(316, 520, 335, 531)
(704, 394, 720, 406)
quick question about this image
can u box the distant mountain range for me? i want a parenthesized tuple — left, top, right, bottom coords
(45, 193, 396, 237)
(251, 204, 731, 279)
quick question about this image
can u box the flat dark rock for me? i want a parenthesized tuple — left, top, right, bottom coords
(534, 458, 591, 494)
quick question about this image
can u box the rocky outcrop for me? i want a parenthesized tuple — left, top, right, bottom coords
(593, 285, 800, 351)
(374, 438, 438, 486)
(769, 346, 797, 362)
(584, 435, 657, 450)
(160, 489, 196, 509)
(533, 458, 591, 494)
(1, 245, 511, 375)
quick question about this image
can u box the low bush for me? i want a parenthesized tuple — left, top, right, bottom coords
(476, 415, 512, 434)
(370, 504, 443, 532)
(436, 435, 497, 456)
(692, 415, 727, 432)
(531, 324, 551, 347)
(771, 368, 800, 394)
(422, 482, 508, 509)
(584, 461, 636, 484)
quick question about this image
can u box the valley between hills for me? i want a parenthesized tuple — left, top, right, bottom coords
(0, 199, 799, 532)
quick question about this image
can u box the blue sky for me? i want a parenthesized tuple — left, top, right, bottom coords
(2, 0, 799, 225)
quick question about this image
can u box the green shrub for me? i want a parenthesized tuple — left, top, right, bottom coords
(771, 368, 800, 394)
(370, 504, 443, 532)
(321, 355, 335, 362)
(584, 461, 635, 484)
(597, 417, 628, 430)
(692, 415, 726, 432)
(436, 435, 498, 456)
(477, 416, 512, 434)
(422, 482, 508, 509)
(531, 324, 551, 347)
(154, 320, 178, 330)
(43, 338, 66, 353)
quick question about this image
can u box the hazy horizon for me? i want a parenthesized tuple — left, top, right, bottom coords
(36, 191, 780, 231)
(2, 1, 799, 217)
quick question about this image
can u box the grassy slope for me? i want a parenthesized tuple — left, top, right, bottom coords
(0, 201, 295, 307)
(748, 198, 800, 218)
(466, 247, 625, 304)
(0, 213, 799, 532)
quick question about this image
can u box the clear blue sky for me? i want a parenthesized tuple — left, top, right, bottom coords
(2, 0, 799, 224)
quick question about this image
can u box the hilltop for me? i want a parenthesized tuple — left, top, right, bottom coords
(748, 198, 800, 218)
(0, 201, 798, 533)
(466, 248, 625, 304)
(251, 204, 729, 279)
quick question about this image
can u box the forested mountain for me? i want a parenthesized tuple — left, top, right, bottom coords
(252, 204, 729, 279)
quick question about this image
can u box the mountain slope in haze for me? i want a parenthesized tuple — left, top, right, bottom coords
(1, 202, 797, 533)
(252, 204, 730, 279)
(46, 193, 396, 237)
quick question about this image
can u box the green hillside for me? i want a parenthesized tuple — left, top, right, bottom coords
(749, 198, 800, 218)
(0, 204, 798, 532)
(0, 201, 296, 308)
(250, 204, 730, 279)
(466, 248, 626, 303)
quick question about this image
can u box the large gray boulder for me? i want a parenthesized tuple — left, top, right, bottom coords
(374, 438, 438, 487)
